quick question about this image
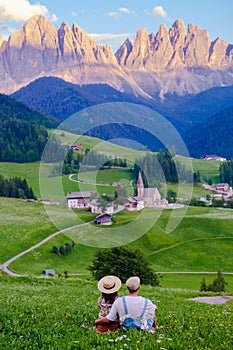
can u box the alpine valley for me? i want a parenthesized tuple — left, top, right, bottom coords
(1, 15, 233, 157)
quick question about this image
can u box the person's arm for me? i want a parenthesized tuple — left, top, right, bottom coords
(95, 316, 110, 325)
(95, 297, 119, 325)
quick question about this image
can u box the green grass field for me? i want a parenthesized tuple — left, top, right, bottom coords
(54, 129, 143, 161)
(176, 155, 220, 183)
(0, 161, 212, 201)
(1, 197, 233, 293)
(1, 276, 233, 350)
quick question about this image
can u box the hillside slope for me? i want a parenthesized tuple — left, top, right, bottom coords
(183, 105, 233, 159)
(0, 94, 58, 162)
(12, 77, 233, 133)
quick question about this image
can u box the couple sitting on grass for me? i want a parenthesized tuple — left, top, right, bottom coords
(95, 275, 157, 333)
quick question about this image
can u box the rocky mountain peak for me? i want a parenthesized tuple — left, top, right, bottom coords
(169, 19, 186, 46)
(115, 39, 133, 65)
(184, 23, 212, 66)
(121, 28, 150, 69)
(157, 24, 169, 38)
(0, 36, 4, 47)
(0, 15, 232, 97)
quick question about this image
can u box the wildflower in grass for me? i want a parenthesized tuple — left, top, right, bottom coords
(115, 335, 127, 342)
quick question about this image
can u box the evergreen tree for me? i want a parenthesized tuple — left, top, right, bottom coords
(200, 277, 207, 292)
(0, 174, 36, 199)
(207, 271, 228, 292)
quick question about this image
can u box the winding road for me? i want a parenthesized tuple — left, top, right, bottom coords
(1, 223, 233, 277)
(0, 222, 91, 277)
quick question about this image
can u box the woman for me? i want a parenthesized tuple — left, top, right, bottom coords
(96, 275, 121, 333)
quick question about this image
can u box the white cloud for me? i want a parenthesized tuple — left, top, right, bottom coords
(106, 11, 121, 20)
(90, 33, 132, 52)
(119, 8, 136, 16)
(0, 0, 57, 23)
(152, 6, 167, 18)
(71, 11, 77, 17)
(90, 33, 131, 42)
(119, 7, 130, 14)
(50, 14, 58, 23)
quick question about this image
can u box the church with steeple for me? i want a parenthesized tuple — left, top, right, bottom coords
(137, 171, 166, 207)
(125, 171, 167, 211)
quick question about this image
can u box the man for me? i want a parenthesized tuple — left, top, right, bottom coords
(95, 276, 157, 331)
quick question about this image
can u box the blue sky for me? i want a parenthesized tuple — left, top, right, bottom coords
(0, 0, 232, 51)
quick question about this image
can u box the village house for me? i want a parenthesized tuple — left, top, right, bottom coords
(69, 144, 83, 151)
(94, 213, 113, 226)
(66, 191, 95, 209)
(124, 196, 145, 211)
(201, 155, 226, 161)
(215, 183, 230, 193)
(89, 199, 114, 214)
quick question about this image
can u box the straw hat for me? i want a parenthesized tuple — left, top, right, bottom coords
(98, 275, 122, 294)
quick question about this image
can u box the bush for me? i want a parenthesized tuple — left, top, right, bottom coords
(88, 246, 160, 286)
(200, 272, 228, 292)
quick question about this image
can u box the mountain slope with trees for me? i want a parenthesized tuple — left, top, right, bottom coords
(12, 77, 233, 132)
(0, 94, 58, 163)
(182, 105, 233, 159)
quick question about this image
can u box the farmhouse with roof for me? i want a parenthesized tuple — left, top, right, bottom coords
(124, 196, 145, 211)
(215, 183, 230, 193)
(66, 191, 95, 209)
(89, 198, 114, 214)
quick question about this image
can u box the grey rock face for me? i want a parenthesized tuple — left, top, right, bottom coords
(0, 15, 232, 96)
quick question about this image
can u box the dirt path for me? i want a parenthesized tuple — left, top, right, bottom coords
(68, 174, 112, 186)
(0, 222, 91, 277)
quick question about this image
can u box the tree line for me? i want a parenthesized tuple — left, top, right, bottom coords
(0, 93, 57, 163)
(0, 118, 48, 163)
(0, 174, 36, 199)
(50, 145, 128, 175)
(219, 160, 233, 186)
(134, 150, 193, 187)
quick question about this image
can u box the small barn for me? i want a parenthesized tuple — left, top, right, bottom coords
(94, 213, 113, 226)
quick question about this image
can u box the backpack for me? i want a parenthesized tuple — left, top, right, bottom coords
(121, 296, 149, 330)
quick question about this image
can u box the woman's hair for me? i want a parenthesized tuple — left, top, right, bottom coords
(102, 291, 118, 304)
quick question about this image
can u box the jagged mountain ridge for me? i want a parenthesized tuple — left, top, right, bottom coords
(0, 15, 233, 96)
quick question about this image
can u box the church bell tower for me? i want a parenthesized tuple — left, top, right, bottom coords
(137, 172, 144, 198)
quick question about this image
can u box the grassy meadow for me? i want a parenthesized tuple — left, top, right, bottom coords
(1, 197, 233, 293)
(0, 160, 214, 201)
(0, 137, 232, 349)
(1, 276, 233, 350)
